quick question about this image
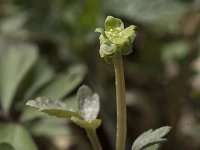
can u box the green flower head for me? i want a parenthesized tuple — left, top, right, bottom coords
(95, 16, 136, 63)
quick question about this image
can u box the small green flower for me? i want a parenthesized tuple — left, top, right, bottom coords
(95, 16, 136, 63)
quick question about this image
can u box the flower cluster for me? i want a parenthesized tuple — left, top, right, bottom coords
(95, 16, 136, 63)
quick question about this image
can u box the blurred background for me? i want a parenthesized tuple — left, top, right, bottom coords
(1, 0, 200, 149)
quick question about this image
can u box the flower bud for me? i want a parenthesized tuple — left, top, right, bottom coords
(95, 16, 136, 63)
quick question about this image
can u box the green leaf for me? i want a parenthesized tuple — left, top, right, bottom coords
(0, 13, 28, 40)
(35, 64, 87, 99)
(26, 97, 79, 118)
(143, 144, 159, 150)
(0, 46, 38, 112)
(79, 0, 101, 30)
(21, 95, 77, 122)
(20, 107, 48, 122)
(132, 126, 171, 150)
(63, 95, 78, 110)
(77, 85, 100, 122)
(0, 143, 15, 150)
(21, 62, 82, 122)
(30, 118, 70, 138)
(19, 63, 53, 120)
(0, 123, 37, 150)
(71, 116, 101, 129)
(24, 59, 54, 99)
(105, 0, 198, 33)
(105, 16, 124, 32)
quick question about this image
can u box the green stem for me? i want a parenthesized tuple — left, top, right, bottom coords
(86, 128, 103, 150)
(114, 55, 127, 150)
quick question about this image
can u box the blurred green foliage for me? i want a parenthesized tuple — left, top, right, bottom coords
(0, 47, 86, 149)
(1, 0, 200, 150)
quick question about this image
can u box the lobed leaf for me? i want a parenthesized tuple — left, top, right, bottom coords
(77, 85, 100, 122)
(35, 64, 87, 99)
(30, 118, 70, 138)
(105, 0, 196, 33)
(26, 97, 79, 118)
(143, 144, 159, 150)
(0, 143, 15, 150)
(20, 107, 48, 122)
(0, 123, 37, 150)
(0, 46, 38, 112)
(21, 64, 85, 121)
(132, 126, 171, 150)
(24, 59, 54, 99)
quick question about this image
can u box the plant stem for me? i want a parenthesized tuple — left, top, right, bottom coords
(114, 55, 126, 150)
(86, 128, 103, 150)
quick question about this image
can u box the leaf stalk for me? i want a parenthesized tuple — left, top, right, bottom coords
(86, 128, 103, 150)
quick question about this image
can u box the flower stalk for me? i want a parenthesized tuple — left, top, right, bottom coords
(95, 15, 136, 150)
(114, 55, 126, 150)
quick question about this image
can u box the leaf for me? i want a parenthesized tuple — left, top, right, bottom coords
(63, 95, 77, 110)
(19, 59, 54, 121)
(21, 62, 82, 122)
(71, 116, 101, 129)
(0, 143, 15, 150)
(143, 144, 160, 150)
(21, 95, 77, 122)
(20, 107, 48, 122)
(0, 45, 38, 112)
(0, 13, 28, 41)
(104, 0, 199, 33)
(24, 58, 54, 99)
(30, 118, 70, 138)
(0, 123, 37, 150)
(26, 97, 79, 118)
(132, 126, 171, 150)
(79, 0, 101, 30)
(35, 64, 87, 99)
(77, 85, 100, 122)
